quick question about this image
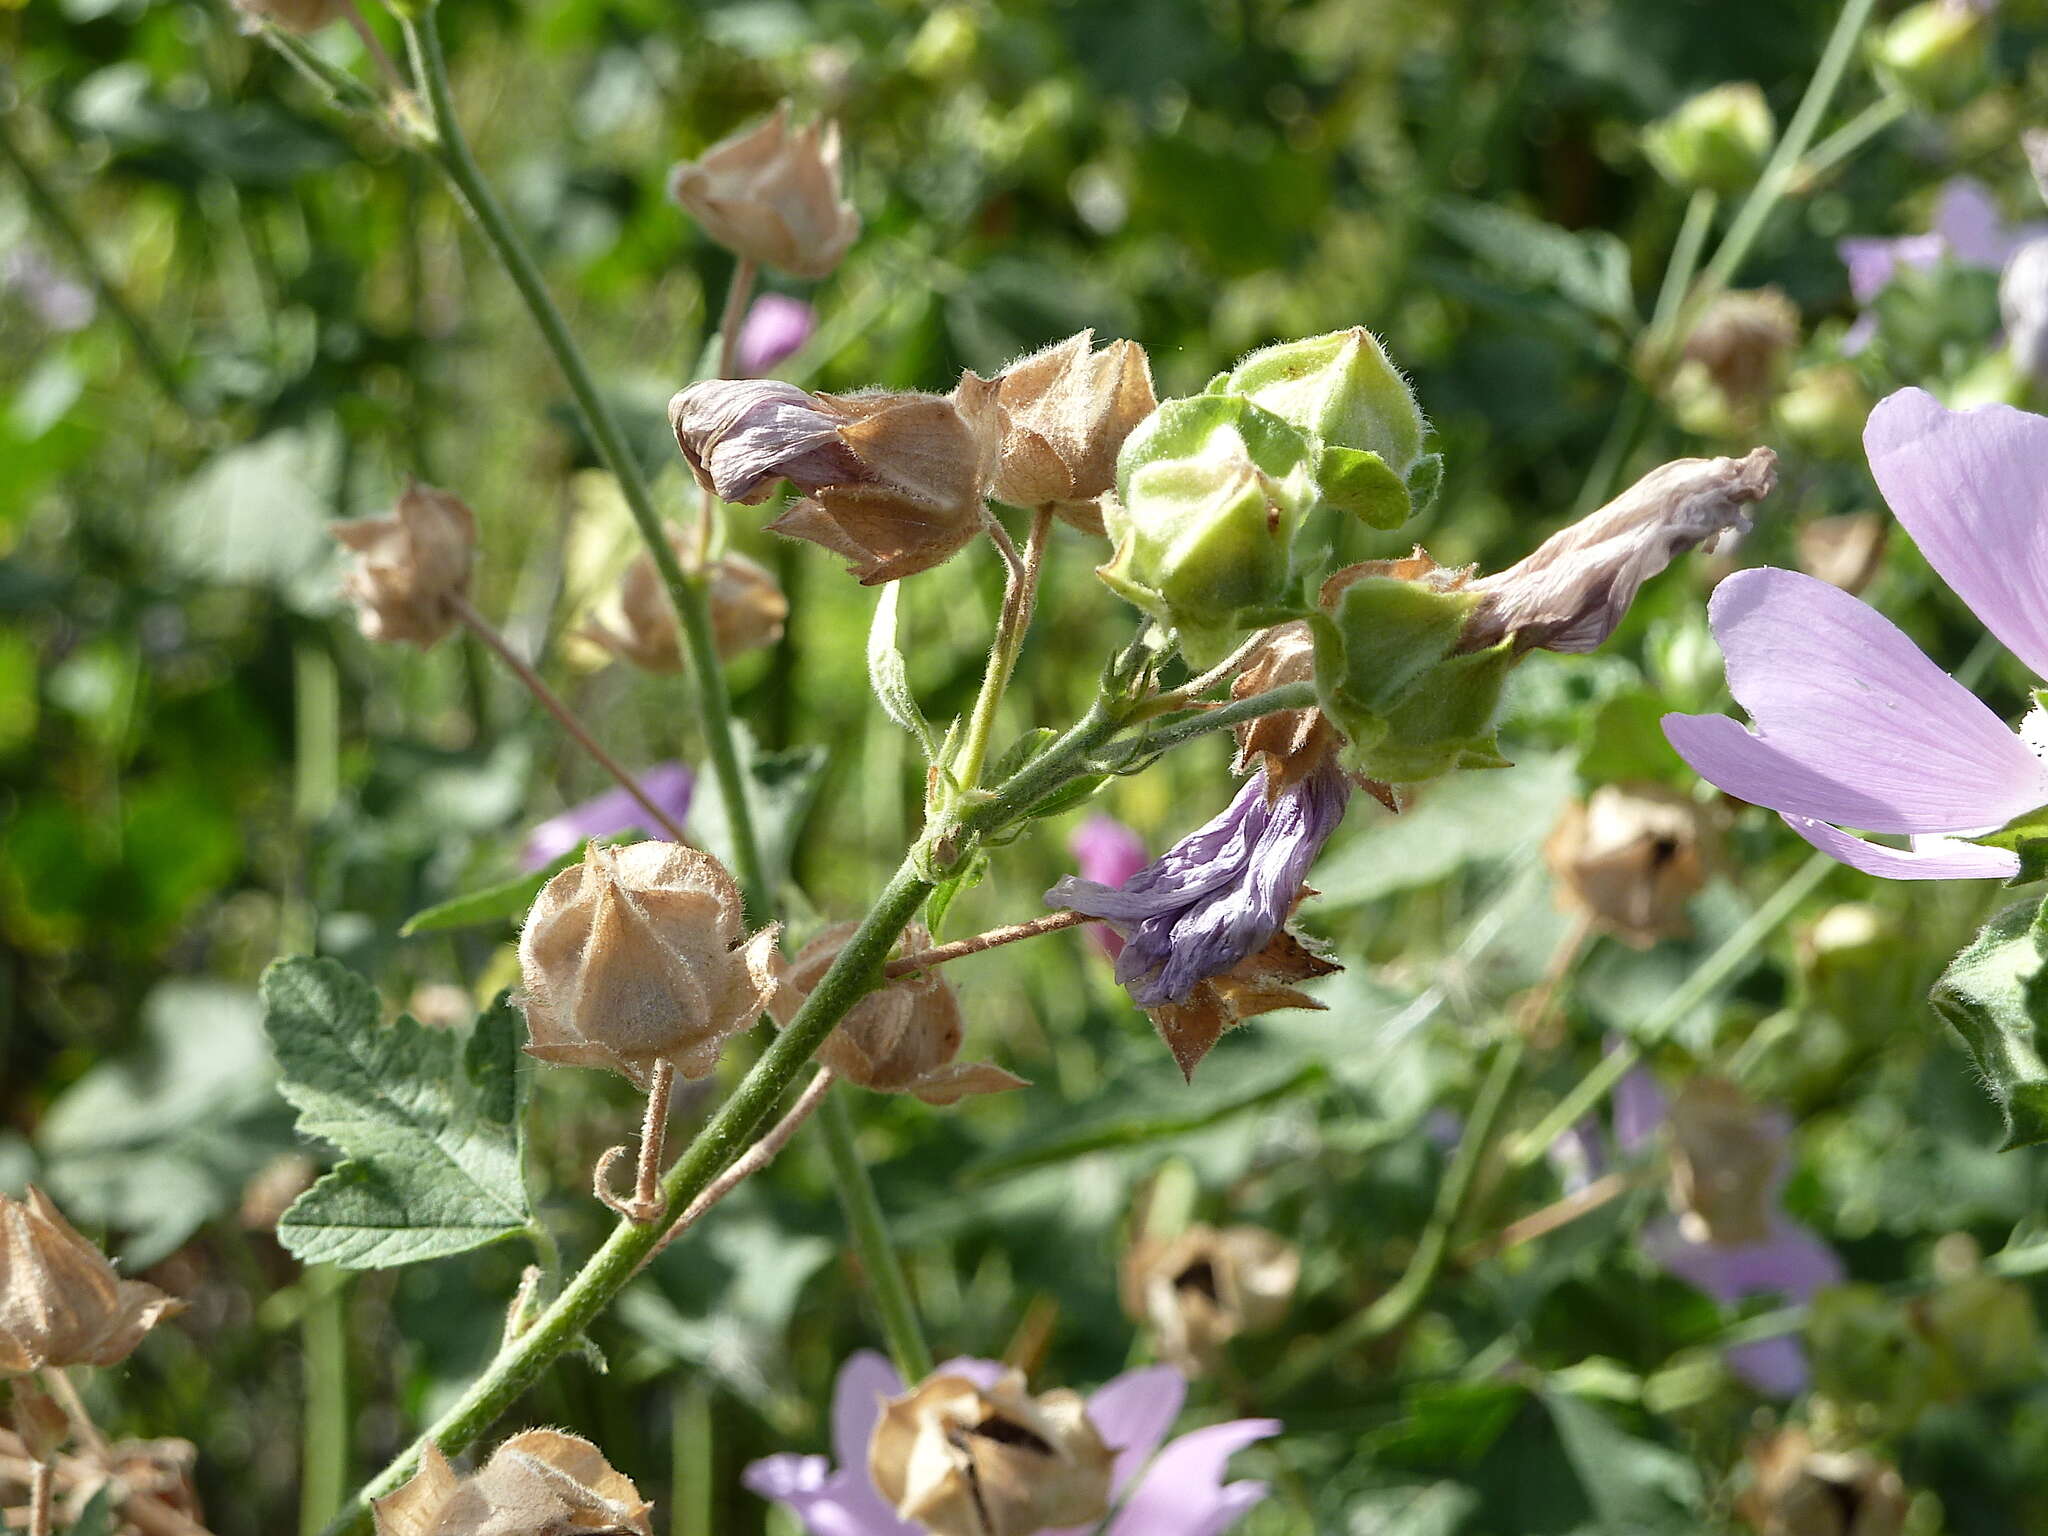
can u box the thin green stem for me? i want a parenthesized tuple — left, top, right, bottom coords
(299, 1267, 350, 1536)
(949, 508, 1052, 804)
(0, 103, 188, 409)
(1125, 681, 1318, 758)
(1506, 848, 1835, 1167)
(672, 1380, 714, 1536)
(400, 10, 769, 919)
(816, 1086, 935, 1383)
(1789, 94, 1909, 192)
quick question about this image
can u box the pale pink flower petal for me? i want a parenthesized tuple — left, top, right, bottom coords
(1780, 815, 2022, 881)
(1105, 1418, 1279, 1536)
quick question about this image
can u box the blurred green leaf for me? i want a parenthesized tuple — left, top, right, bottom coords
(867, 580, 939, 758)
(264, 959, 532, 1268)
(400, 855, 569, 937)
(1345, 1483, 1480, 1536)
(1430, 200, 1636, 327)
(695, 723, 826, 895)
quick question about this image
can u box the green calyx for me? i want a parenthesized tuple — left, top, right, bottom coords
(1641, 82, 1774, 196)
(1870, 0, 1991, 112)
(1100, 393, 1320, 666)
(1308, 569, 1515, 784)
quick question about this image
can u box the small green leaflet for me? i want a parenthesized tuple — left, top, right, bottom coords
(867, 580, 940, 758)
(399, 852, 572, 936)
(262, 957, 533, 1268)
(1929, 893, 2048, 1150)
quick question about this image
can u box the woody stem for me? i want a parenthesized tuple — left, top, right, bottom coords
(883, 910, 1089, 977)
(449, 595, 688, 847)
(644, 1070, 835, 1267)
(635, 1062, 676, 1217)
(27, 1460, 52, 1536)
(949, 506, 1054, 804)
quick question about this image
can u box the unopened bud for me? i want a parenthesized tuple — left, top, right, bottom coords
(1869, 0, 1992, 111)
(1737, 1428, 1908, 1536)
(667, 102, 860, 279)
(1462, 446, 1775, 655)
(228, 0, 346, 33)
(1796, 512, 1887, 595)
(0, 1187, 184, 1373)
(1223, 326, 1439, 529)
(371, 1430, 652, 1536)
(1100, 393, 1319, 665)
(1643, 83, 1775, 195)
(868, 1368, 1114, 1536)
(331, 480, 477, 649)
(1666, 1079, 1783, 1247)
(990, 331, 1157, 531)
(773, 923, 1026, 1104)
(517, 842, 780, 1088)
(1121, 1223, 1299, 1375)
(1545, 783, 1718, 948)
(585, 528, 787, 671)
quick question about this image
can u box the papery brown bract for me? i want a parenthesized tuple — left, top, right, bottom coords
(517, 842, 780, 1090)
(667, 102, 860, 278)
(1666, 1079, 1783, 1247)
(989, 331, 1157, 532)
(867, 1369, 1114, 1536)
(584, 526, 787, 671)
(1120, 1223, 1300, 1376)
(1148, 928, 1340, 1081)
(0, 1187, 183, 1375)
(773, 923, 1025, 1105)
(1736, 1428, 1908, 1536)
(1544, 783, 1718, 948)
(371, 1430, 653, 1536)
(331, 481, 478, 649)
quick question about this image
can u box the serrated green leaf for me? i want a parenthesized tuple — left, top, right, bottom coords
(263, 958, 532, 1268)
(1929, 895, 2048, 1150)
(867, 581, 940, 758)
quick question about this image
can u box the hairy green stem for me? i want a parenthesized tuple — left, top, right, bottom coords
(299, 1267, 350, 1536)
(400, 9, 769, 920)
(949, 508, 1052, 805)
(1127, 681, 1317, 758)
(816, 1086, 936, 1382)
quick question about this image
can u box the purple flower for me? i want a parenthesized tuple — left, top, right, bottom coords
(744, 1351, 1278, 1536)
(1047, 762, 1349, 1008)
(1643, 1213, 1844, 1396)
(1069, 815, 1149, 958)
(735, 292, 818, 377)
(517, 763, 695, 871)
(1663, 389, 2048, 880)
(1838, 179, 2048, 351)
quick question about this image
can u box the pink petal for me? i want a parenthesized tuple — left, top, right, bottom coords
(742, 1454, 911, 1536)
(1088, 1367, 1186, 1498)
(832, 1350, 902, 1471)
(1865, 387, 2048, 682)
(1782, 815, 2022, 881)
(1105, 1419, 1280, 1536)
(1661, 567, 2048, 833)
(1724, 1336, 1813, 1397)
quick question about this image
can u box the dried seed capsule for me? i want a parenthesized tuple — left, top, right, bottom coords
(331, 481, 478, 650)
(667, 102, 860, 278)
(1544, 783, 1719, 948)
(989, 331, 1157, 531)
(371, 1429, 652, 1536)
(1736, 1427, 1908, 1536)
(0, 1187, 183, 1374)
(1121, 1223, 1300, 1375)
(584, 527, 788, 671)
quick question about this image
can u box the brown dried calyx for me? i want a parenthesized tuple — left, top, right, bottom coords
(1736, 1427, 1908, 1536)
(1120, 1223, 1300, 1376)
(773, 924, 1026, 1106)
(1, 1187, 184, 1374)
(1679, 288, 1801, 413)
(1150, 927, 1340, 1083)
(332, 480, 478, 649)
(670, 374, 1005, 584)
(583, 526, 787, 671)
(667, 102, 860, 279)
(1544, 783, 1719, 949)
(517, 842, 780, 1089)
(1667, 1078, 1784, 1248)
(1461, 447, 1776, 656)
(988, 331, 1157, 533)
(371, 1429, 652, 1536)
(1228, 619, 1396, 809)
(868, 1368, 1114, 1536)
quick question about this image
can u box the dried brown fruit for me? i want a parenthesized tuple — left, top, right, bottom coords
(372, 1430, 652, 1536)
(773, 924, 1026, 1105)
(667, 102, 860, 279)
(584, 527, 787, 671)
(1120, 1223, 1300, 1375)
(989, 331, 1157, 532)
(1680, 288, 1801, 413)
(1736, 1427, 1908, 1536)
(0, 1187, 183, 1374)
(1796, 512, 1887, 596)
(517, 842, 779, 1089)
(1667, 1078, 1784, 1248)
(1544, 783, 1719, 948)
(331, 481, 478, 650)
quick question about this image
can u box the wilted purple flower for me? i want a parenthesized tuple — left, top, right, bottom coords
(1069, 815, 1148, 958)
(1645, 1213, 1844, 1396)
(518, 763, 695, 871)
(744, 1350, 1278, 1536)
(1, 244, 94, 333)
(1838, 178, 2048, 351)
(1048, 761, 1349, 1008)
(1664, 389, 2048, 879)
(734, 292, 817, 376)
(669, 378, 863, 505)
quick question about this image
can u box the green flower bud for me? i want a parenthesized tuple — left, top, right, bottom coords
(1642, 83, 1775, 196)
(1307, 557, 1514, 784)
(1869, 0, 1991, 112)
(1222, 327, 1439, 529)
(1100, 393, 1318, 664)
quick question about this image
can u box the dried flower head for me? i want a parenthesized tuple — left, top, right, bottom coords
(331, 480, 478, 649)
(667, 102, 860, 278)
(1736, 1428, 1908, 1536)
(1146, 929, 1341, 1082)
(517, 842, 780, 1089)
(585, 527, 787, 671)
(868, 1367, 1115, 1536)
(989, 331, 1157, 531)
(670, 380, 864, 508)
(1666, 1078, 1785, 1247)
(773, 923, 1026, 1105)
(1121, 1223, 1300, 1376)
(1462, 447, 1776, 655)
(1544, 783, 1718, 948)
(1679, 288, 1801, 413)
(1795, 511, 1888, 595)
(0, 1187, 183, 1375)
(228, 0, 346, 33)
(372, 1430, 652, 1536)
